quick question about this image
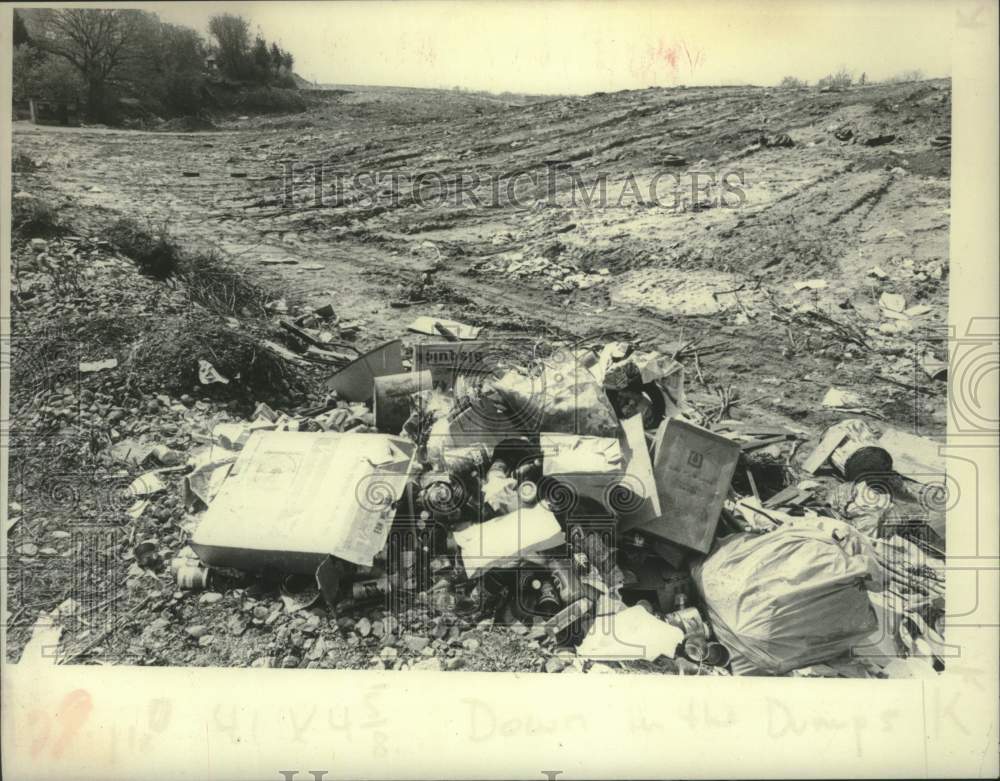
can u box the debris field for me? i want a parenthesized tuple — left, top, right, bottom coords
(7, 79, 951, 677)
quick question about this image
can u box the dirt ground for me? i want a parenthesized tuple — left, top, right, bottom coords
(7, 79, 950, 671)
(12, 80, 951, 436)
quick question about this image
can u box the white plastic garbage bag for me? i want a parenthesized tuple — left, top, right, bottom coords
(692, 517, 880, 675)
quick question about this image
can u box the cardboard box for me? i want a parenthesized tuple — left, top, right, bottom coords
(191, 431, 415, 573)
(646, 418, 740, 553)
(413, 341, 494, 388)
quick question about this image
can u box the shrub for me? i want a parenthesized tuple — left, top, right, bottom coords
(12, 152, 39, 173)
(104, 216, 274, 316)
(779, 76, 808, 88)
(12, 196, 64, 240)
(179, 249, 272, 317)
(885, 69, 925, 84)
(817, 69, 853, 91)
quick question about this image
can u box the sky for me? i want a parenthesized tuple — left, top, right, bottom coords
(152, 0, 954, 94)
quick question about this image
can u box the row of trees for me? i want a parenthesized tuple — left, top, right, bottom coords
(779, 69, 925, 90)
(208, 14, 295, 84)
(12, 9, 298, 123)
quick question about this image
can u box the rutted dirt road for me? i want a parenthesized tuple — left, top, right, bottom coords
(13, 80, 951, 436)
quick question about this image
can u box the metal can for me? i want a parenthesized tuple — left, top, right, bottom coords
(704, 641, 731, 667)
(399, 549, 418, 591)
(548, 559, 584, 604)
(517, 481, 539, 505)
(176, 565, 209, 590)
(535, 579, 562, 616)
(827, 419, 893, 480)
(441, 444, 490, 475)
(663, 607, 709, 638)
(683, 633, 709, 663)
(351, 577, 391, 602)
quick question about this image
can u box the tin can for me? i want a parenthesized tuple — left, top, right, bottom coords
(351, 577, 391, 602)
(683, 633, 709, 662)
(176, 565, 209, 590)
(548, 559, 584, 604)
(400, 549, 418, 592)
(517, 481, 538, 505)
(535, 579, 562, 616)
(663, 607, 709, 638)
(441, 444, 490, 475)
(704, 641, 731, 667)
(373, 370, 433, 433)
(827, 419, 893, 480)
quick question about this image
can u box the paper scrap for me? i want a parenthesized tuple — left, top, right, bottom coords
(79, 358, 118, 373)
(576, 605, 684, 661)
(198, 359, 230, 385)
(454, 504, 565, 576)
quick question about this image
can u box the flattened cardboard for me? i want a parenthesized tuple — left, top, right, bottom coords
(191, 431, 414, 574)
(617, 414, 662, 529)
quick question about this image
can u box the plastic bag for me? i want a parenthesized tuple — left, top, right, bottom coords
(692, 517, 880, 675)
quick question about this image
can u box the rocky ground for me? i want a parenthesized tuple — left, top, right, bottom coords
(6, 79, 950, 672)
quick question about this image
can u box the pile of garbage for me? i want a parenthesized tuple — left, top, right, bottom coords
(156, 326, 947, 677)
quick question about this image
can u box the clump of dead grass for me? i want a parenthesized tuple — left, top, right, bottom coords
(105, 217, 274, 317)
(105, 217, 181, 280)
(12, 196, 64, 241)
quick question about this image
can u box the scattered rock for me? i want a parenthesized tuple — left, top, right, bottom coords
(307, 636, 327, 661)
(403, 634, 430, 653)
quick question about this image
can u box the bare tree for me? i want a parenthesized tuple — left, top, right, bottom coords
(31, 9, 144, 120)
